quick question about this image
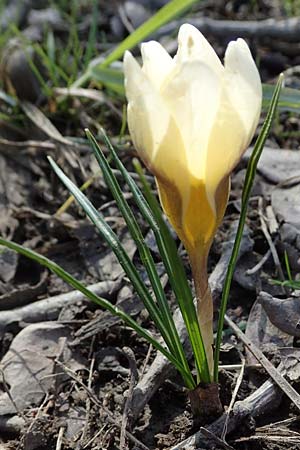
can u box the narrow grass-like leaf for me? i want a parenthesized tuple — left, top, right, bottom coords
(133, 160, 211, 383)
(0, 90, 17, 107)
(99, 129, 210, 383)
(284, 250, 293, 283)
(48, 156, 194, 385)
(100, 0, 198, 68)
(88, 65, 125, 95)
(263, 83, 300, 114)
(271, 251, 295, 289)
(85, 130, 194, 388)
(71, 0, 199, 89)
(213, 74, 284, 382)
(0, 237, 189, 377)
(272, 279, 300, 290)
(48, 158, 159, 325)
(55, 170, 101, 216)
(83, 0, 98, 69)
(34, 42, 70, 85)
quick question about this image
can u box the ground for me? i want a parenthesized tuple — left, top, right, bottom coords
(0, 1, 300, 449)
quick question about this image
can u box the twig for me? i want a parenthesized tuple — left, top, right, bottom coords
(129, 222, 253, 421)
(120, 347, 139, 450)
(53, 87, 105, 103)
(55, 426, 65, 450)
(83, 425, 107, 449)
(246, 249, 271, 275)
(0, 369, 25, 419)
(55, 360, 149, 450)
(118, 4, 136, 34)
(225, 314, 300, 411)
(157, 16, 300, 42)
(0, 280, 119, 336)
(80, 346, 95, 445)
(200, 428, 235, 450)
(257, 197, 287, 293)
(170, 378, 281, 449)
(25, 394, 50, 434)
(20, 101, 80, 149)
(139, 344, 153, 378)
(222, 355, 245, 439)
(0, 138, 56, 152)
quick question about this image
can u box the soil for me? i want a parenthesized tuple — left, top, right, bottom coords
(1, 1, 300, 449)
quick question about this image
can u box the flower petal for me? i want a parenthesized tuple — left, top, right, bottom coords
(141, 41, 174, 90)
(124, 50, 171, 163)
(161, 60, 221, 181)
(175, 24, 223, 76)
(224, 38, 262, 146)
(203, 86, 246, 215)
(203, 40, 261, 216)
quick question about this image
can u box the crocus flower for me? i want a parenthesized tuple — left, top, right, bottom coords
(124, 24, 262, 374)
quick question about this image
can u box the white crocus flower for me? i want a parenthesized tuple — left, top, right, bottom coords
(124, 24, 262, 375)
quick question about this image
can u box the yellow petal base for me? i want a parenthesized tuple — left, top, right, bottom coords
(157, 175, 230, 376)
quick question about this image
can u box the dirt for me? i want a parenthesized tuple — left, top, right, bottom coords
(1, 0, 300, 449)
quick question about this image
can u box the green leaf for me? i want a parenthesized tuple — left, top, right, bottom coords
(71, 0, 199, 89)
(213, 74, 284, 382)
(75, 64, 300, 113)
(263, 83, 300, 114)
(133, 160, 211, 383)
(0, 237, 186, 374)
(48, 156, 196, 386)
(88, 65, 125, 96)
(100, 0, 198, 68)
(272, 279, 300, 290)
(0, 90, 17, 107)
(86, 129, 194, 388)
(98, 128, 210, 383)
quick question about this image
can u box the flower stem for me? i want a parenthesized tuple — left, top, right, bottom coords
(190, 249, 214, 378)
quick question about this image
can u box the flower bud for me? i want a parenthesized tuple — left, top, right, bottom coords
(124, 24, 262, 374)
(124, 24, 261, 259)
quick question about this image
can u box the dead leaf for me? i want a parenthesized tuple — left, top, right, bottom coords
(245, 298, 293, 365)
(0, 247, 18, 283)
(0, 322, 85, 416)
(244, 147, 300, 185)
(259, 291, 300, 337)
(272, 184, 300, 230)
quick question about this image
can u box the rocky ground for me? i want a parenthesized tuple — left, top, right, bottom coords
(1, 1, 300, 449)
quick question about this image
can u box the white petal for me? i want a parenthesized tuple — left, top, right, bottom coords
(204, 89, 246, 213)
(124, 51, 171, 164)
(123, 50, 144, 100)
(224, 38, 262, 146)
(203, 39, 261, 213)
(161, 60, 221, 181)
(141, 41, 174, 89)
(175, 24, 223, 76)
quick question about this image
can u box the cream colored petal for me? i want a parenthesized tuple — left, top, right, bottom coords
(224, 38, 262, 147)
(175, 23, 223, 76)
(141, 41, 174, 90)
(124, 50, 145, 101)
(204, 87, 246, 215)
(161, 60, 221, 181)
(124, 50, 171, 164)
(203, 40, 261, 215)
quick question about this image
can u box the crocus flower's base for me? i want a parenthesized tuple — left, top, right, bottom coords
(188, 382, 223, 420)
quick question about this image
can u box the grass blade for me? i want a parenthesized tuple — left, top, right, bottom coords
(99, 128, 210, 383)
(48, 156, 195, 384)
(263, 83, 300, 114)
(72, 0, 199, 88)
(133, 160, 211, 383)
(0, 237, 188, 376)
(213, 74, 284, 382)
(85, 129, 194, 388)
